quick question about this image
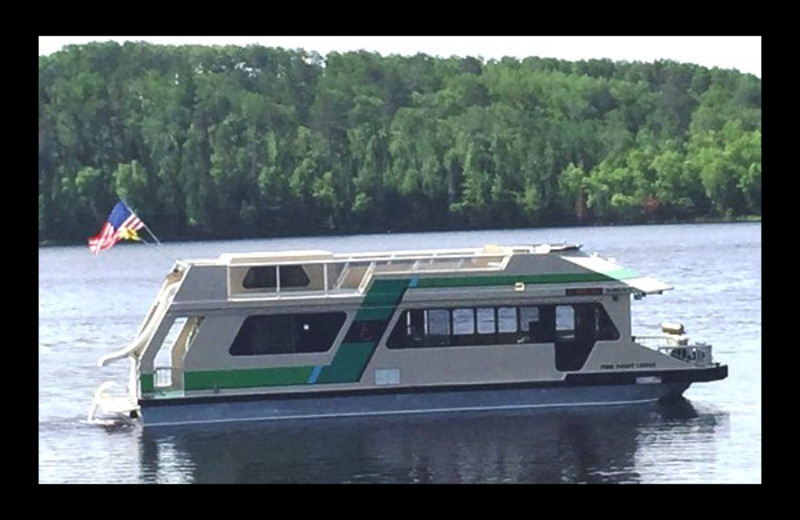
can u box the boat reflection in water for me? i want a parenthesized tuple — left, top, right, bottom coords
(135, 398, 727, 484)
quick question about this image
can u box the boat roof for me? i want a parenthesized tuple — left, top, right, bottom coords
(200, 244, 578, 265)
(562, 254, 672, 295)
(177, 243, 672, 296)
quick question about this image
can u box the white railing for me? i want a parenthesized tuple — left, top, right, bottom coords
(358, 262, 377, 293)
(229, 250, 510, 301)
(633, 335, 714, 367)
(657, 344, 714, 367)
(632, 335, 689, 348)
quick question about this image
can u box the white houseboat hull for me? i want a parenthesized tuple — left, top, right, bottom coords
(90, 243, 728, 429)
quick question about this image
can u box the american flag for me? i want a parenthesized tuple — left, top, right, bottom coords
(88, 201, 145, 255)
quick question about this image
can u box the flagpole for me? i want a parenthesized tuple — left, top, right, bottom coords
(137, 229, 180, 266)
(118, 199, 172, 262)
(119, 199, 164, 245)
(142, 223, 163, 247)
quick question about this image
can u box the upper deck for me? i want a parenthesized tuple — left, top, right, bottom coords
(167, 243, 672, 310)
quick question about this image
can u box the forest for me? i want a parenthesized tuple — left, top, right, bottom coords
(38, 42, 761, 244)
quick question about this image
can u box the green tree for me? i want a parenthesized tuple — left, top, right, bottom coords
(38, 42, 762, 244)
(112, 160, 153, 212)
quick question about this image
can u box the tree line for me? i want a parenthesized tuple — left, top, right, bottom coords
(38, 42, 761, 244)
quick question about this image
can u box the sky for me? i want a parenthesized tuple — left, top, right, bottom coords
(38, 36, 762, 78)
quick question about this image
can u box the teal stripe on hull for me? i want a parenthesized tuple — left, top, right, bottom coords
(316, 278, 410, 384)
(315, 342, 377, 384)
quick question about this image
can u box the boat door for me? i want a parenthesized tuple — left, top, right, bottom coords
(152, 316, 204, 395)
(553, 304, 594, 372)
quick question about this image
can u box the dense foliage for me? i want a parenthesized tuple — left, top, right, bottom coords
(39, 42, 761, 244)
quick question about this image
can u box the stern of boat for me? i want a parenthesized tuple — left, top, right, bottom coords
(632, 322, 727, 401)
(634, 322, 719, 368)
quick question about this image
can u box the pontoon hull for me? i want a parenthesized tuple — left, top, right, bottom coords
(139, 380, 697, 428)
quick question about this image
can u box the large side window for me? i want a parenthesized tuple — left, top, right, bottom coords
(230, 312, 345, 355)
(386, 303, 618, 349)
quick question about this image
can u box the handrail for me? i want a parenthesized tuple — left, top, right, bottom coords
(224, 250, 512, 268)
(634, 335, 714, 367)
(358, 262, 377, 293)
(632, 335, 689, 348)
(656, 344, 714, 367)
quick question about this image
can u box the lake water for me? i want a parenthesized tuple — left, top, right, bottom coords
(38, 222, 761, 483)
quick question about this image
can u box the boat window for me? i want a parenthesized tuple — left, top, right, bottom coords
(519, 306, 539, 332)
(452, 308, 475, 335)
(243, 266, 277, 289)
(407, 309, 425, 339)
(476, 307, 496, 334)
(553, 304, 618, 371)
(343, 318, 390, 344)
(427, 309, 451, 336)
(230, 312, 345, 356)
(386, 303, 619, 349)
(579, 303, 619, 341)
(242, 265, 310, 289)
(280, 265, 311, 288)
(556, 305, 576, 341)
(595, 305, 620, 340)
(497, 307, 517, 333)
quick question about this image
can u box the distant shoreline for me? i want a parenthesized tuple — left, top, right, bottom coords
(38, 217, 761, 248)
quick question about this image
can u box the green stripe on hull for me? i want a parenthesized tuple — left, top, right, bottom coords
(141, 373, 154, 393)
(315, 279, 410, 384)
(361, 279, 410, 306)
(315, 342, 376, 384)
(354, 306, 395, 321)
(414, 270, 639, 288)
(352, 278, 408, 324)
(184, 365, 315, 391)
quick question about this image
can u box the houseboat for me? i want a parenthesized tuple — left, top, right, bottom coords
(88, 242, 727, 428)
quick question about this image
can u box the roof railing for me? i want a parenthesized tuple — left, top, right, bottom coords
(227, 249, 512, 301)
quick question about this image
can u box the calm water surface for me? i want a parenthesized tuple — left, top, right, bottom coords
(38, 223, 761, 483)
